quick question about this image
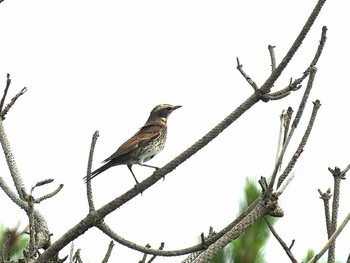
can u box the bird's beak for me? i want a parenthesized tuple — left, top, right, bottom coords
(173, 105, 182, 110)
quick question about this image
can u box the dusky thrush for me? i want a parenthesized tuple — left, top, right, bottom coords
(84, 104, 181, 184)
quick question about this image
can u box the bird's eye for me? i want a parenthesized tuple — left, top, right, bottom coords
(166, 107, 172, 111)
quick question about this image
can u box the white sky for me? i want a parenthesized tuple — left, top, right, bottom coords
(0, 0, 350, 262)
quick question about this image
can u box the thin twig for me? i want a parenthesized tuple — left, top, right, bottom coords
(141, 244, 151, 263)
(72, 249, 83, 263)
(86, 131, 99, 212)
(259, 0, 327, 94)
(292, 67, 317, 129)
(311, 26, 328, 67)
(276, 99, 321, 189)
(101, 241, 115, 263)
(0, 73, 11, 112)
(69, 242, 74, 263)
(236, 57, 259, 90)
(32, 179, 55, 190)
(181, 228, 215, 263)
(147, 242, 165, 263)
(275, 108, 293, 172)
(275, 110, 285, 165)
(308, 211, 350, 263)
(35, 184, 64, 203)
(283, 107, 293, 146)
(276, 173, 295, 195)
(262, 24, 327, 102)
(274, 66, 319, 189)
(264, 217, 298, 263)
(193, 194, 280, 262)
(268, 45, 277, 71)
(1, 87, 27, 119)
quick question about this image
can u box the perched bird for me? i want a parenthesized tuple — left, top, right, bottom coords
(84, 104, 181, 184)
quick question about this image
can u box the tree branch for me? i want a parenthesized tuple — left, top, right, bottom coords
(86, 131, 99, 212)
(308, 211, 350, 263)
(264, 217, 298, 263)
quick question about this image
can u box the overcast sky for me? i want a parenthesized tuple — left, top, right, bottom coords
(1, 0, 350, 262)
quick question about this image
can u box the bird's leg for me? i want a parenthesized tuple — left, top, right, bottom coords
(140, 163, 159, 170)
(127, 164, 140, 184)
(139, 163, 164, 181)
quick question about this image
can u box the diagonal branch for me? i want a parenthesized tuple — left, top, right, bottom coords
(264, 217, 298, 263)
(236, 57, 259, 90)
(276, 99, 321, 189)
(308, 211, 350, 263)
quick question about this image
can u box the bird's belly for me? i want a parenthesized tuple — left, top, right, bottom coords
(138, 141, 165, 164)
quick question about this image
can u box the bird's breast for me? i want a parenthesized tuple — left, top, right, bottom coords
(138, 128, 167, 164)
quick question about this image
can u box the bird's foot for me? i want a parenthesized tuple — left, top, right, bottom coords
(134, 182, 143, 195)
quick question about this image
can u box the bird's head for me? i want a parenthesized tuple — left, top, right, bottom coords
(150, 104, 182, 119)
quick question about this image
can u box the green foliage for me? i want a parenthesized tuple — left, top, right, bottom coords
(302, 249, 315, 262)
(0, 224, 29, 260)
(209, 177, 273, 263)
(301, 249, 343, 263)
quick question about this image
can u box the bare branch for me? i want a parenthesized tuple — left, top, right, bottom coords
(275, 110, 286, 165)
(193, 193, 281, 262)
(308, 211, 350, 263)
(0, 73, 11, 112)
(147, 243, 165, 263)
(86, 131, 99, 212)
(310, 26, 328, 67)
(276, 173, 295, 195)
(271, 67, 319, 190)
(35, 184, 64, 203)
(72, 249, 83, 263)
(292, 67, 317, 129)
(1, 87, 27, 119)
(276, 99, 321, 189)
(318, 188, 332, 238)
(69, 242, 74, 263)
(264, 217, 298, 263)
(0, 115, 26, 198)
(32, 179, 55, 189)
(140, 244, 152, 263)
(236, 57, 259, 90)
(35, 0, 328, 260)
(262, 24, 327, 102)
(283, 107, 293, 146)
(268, 45, 276, 71)
(259, 0, 327, 94)
(101, 241, 114, 263)
(275, 108, 293, 171)
(327, 166, 348, 261)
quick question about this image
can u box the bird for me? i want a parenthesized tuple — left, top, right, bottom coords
(84, 104, 181, 184)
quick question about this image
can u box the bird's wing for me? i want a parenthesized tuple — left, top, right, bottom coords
(103, 125, 161, 163)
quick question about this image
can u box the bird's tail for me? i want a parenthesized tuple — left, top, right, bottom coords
(83, 162, 113, 183)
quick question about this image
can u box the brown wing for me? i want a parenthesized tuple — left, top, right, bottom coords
(103, 125, 161, 163)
